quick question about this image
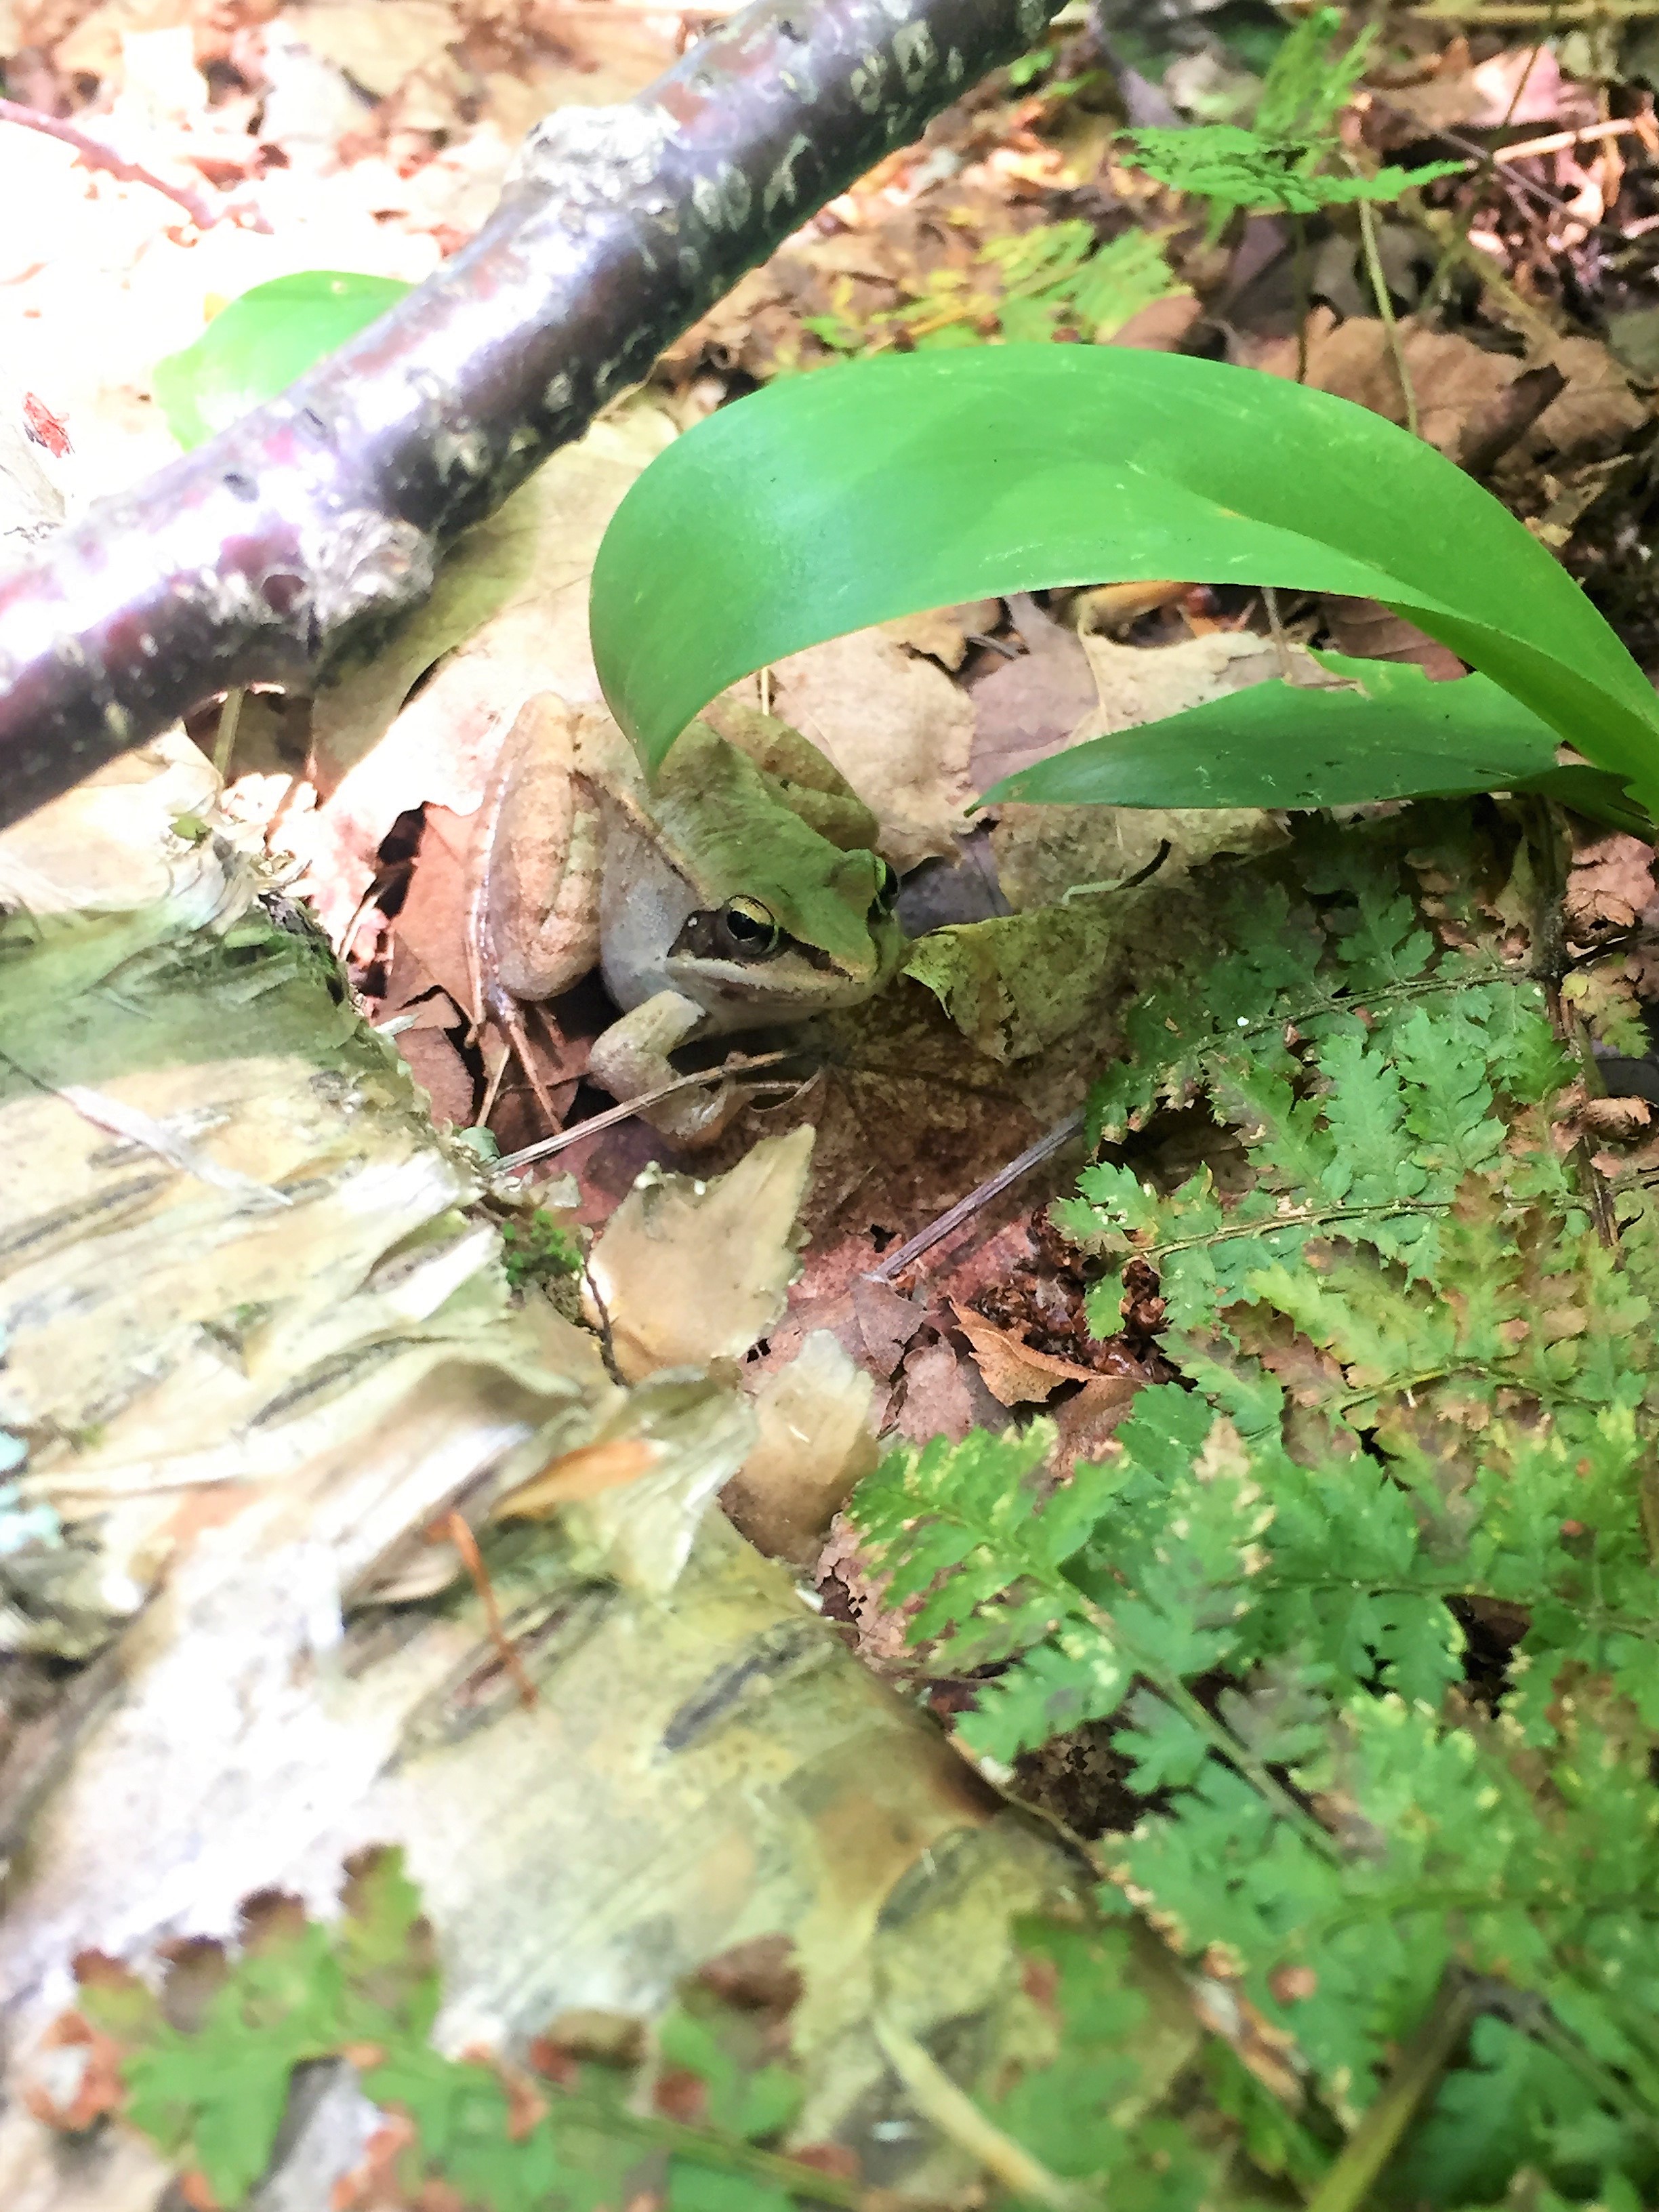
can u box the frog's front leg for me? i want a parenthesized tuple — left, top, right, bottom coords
(588, 991, 745, 1146)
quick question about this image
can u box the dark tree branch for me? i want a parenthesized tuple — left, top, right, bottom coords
(0, 0, 1059, 830)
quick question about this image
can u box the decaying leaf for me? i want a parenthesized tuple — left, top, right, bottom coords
(585, 1126, 817, 1382)
(281, 1, 457, 101)
(953, 1303, 1111, 1408)
(722, 1330, 878, 1565)
(903, 898, 1132, 1065)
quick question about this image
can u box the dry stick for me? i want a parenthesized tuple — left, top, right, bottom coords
(210, 687, 243, 782)
(1494, 114, 1646, 163)
(0, 0, 1069, 831)
(494, 1050, 794, 1172)
(434, 1508, 538, 1708)
(864, 1108, 1085, 1284)
(1407, 0, 1659, 15)
(0, 96, 226, 231)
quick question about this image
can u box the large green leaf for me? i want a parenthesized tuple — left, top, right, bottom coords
(153, 270, 412, 450)
(589, 347, 1659, 820)
(983, 653, 1650, 830)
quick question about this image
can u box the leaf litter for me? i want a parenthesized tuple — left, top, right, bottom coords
(13, 0, 1659, 2203)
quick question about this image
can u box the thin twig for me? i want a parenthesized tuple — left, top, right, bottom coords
(211, 689, 243, 783)
(493, 1050, 794, 1172)
(1406, 0, 1659, 16)
(865, 1109, 1085, 1284)
(433, 1509, 538, 1709)
(1494, 115, 1645, 163)
(0, 97, 224, 230)
(873, 2018, 1087, 2211)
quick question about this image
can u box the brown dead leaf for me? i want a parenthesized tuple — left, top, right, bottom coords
(966, 593, 1097, 794)
(1072, 628, 1284, 744)
(393, 1026, 474, 1130)
(1567, 833, 1657, 941)
(54, 0, 190, 81)
(281, 0, 457, 100)
(889, 1338, 978, 1446)
(1052, 1374, 1141, 1462)
(880, 599, 1000, 672)
(1254, 308, 1511, 457)
(1254, 312, 1647, 479)
(1377, 43, 1574, 135)
(818, 1513, 912, 1667)
(1074, 579, 1187, 632)
(851, 1275, 925, 1378)
(953, 1303, 1101, 1406)
(1109, 293, 1203, 353)
(1320, 597, 1464, 680)
(386, 800, 475, 1009)
(1582, 1095, 1653, 1144)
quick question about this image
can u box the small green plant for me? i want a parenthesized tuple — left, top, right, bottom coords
(500, 1206, 583, 1292)
(44, 1848, 1215, 2208)
(802, 222, 1186, 354)
(847, 806, 1659, 2198)
(1120, 8, 1456, 233)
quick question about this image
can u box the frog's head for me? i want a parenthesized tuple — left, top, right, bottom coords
(652, 726, 904, 1031)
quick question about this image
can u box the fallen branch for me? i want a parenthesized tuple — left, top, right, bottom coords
(0, 0, 1058, 830)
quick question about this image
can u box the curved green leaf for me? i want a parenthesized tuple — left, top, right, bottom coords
(153, 270, 413, 450)
(589, 347, 1659, 819)
(985, 653, 1651, 831)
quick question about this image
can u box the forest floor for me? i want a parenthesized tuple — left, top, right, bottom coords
(7, 1, 1659, 2206)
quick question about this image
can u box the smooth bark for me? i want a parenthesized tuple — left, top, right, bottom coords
(0, 0, 1058, 829)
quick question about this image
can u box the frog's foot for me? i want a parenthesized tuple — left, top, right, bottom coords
(589, 991, 745, 1147)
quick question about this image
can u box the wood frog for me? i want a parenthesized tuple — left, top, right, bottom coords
(471, 693, 904, 1143)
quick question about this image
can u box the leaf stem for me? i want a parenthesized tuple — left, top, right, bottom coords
(1355, 197, 1418, 440)
(1125, 1195, 1452, 1265)
(1304, 1975, 1477, 2212)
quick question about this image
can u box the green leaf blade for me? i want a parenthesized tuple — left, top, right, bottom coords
(589, 347, 1659, 815)
(153, 270, 413, 450)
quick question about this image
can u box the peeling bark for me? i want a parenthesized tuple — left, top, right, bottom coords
(0, 0, 1060, 830)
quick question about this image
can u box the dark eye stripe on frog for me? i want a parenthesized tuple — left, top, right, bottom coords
(673, 903, 795, 966)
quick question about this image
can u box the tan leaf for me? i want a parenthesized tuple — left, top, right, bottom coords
(722, 1332, 878, 1565)
(281, 0, 457, 99)
(495, 1435, 661, 1516)
(586, 1126, 815, 1381)
(953, 1303, 1101, 1407)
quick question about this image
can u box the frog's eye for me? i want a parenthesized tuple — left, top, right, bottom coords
(717, 897, 783, 960)
(872, 861, 900, 918)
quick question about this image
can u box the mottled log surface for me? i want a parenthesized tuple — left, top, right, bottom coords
(0, 0, 1060, 830)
